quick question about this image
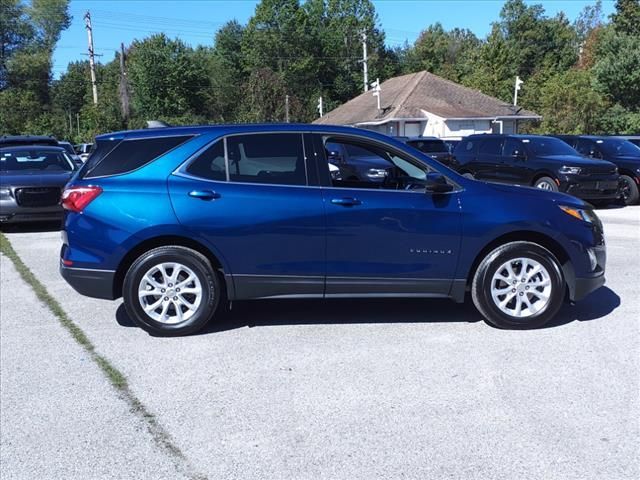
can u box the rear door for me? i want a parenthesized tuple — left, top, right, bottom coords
(168, 132, 326, 299)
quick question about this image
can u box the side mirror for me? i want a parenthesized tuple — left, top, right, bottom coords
(425, 172, 453, 194)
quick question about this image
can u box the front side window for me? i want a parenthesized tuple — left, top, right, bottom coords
(503, 138, 523, 157)
(598, 139, 640, 157)
(0, 150, 74, 172)
(186, 140, 226, 181)
(323, 137, 430, 191)
(226, 133, 306, 186)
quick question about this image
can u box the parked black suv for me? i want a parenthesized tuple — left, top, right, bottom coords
(398, 137, 453, 166)
(554, 135, 640, 205)
(453, 134, 620, 203)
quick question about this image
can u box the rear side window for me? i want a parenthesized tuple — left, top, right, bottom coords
(186, 140, 226, 181)
(481, 138, 503, 155)
(86, 136, 192, 178)
(226, 133, 306, 186)
(408, 140, 447, 153)
(455, 139, 475, 154)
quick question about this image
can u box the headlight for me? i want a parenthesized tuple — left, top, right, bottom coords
(559, 205, 600, 225)
(366, 168, 388, 179)
(0, 188, 10, 197)
(559, 166, 582, 175)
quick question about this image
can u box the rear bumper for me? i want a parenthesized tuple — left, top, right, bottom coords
(60, 262, 117, 300)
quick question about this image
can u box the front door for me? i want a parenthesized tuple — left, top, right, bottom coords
(312, 134, 462, 296)
(169, 132, 325, 299)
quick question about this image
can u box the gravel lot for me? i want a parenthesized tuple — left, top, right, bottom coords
(1, 206, 639, 479)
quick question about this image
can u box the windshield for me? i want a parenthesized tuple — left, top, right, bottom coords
(0, 150, 74, 172)
(522, 137, 578, 156)
(597, 139, 640, 157)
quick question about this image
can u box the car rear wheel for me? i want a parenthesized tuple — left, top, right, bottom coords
(123, 246, 220, 336)
(534, 177, 558, 192)
(619, 174, 639, 205)
(471, 241, 565, 329)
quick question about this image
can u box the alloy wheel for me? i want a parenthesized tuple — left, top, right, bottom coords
(490, 257, 552, 318)
(138, 262, 203, 324)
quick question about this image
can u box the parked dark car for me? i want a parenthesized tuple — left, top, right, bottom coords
(0, 135, 59, 148)
(326, 140, 392, 183)
(613, 135, 640, 148)
(554, 135, 640, 205)
(452, 134, 621, 204)
(60, 124, 606, 335)
(398, 137, 453, 166)
(58, 141, 83, 166)
(0, 146, 77, 223)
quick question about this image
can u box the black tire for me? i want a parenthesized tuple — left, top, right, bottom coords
(620, 174, 639, 205)
(471, 241, 565, 329)
(533, 176, 559, 192)
(123, 246, 220, 336)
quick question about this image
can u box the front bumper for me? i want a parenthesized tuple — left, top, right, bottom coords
(573, 272, 606, 302)
(559, 175, 620, 200)
(0, 200, 63, 224)
(60, 261, 117, 300)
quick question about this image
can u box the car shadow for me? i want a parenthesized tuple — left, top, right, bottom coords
(115, 286, 620, 335)
(0, 221, 62, 233)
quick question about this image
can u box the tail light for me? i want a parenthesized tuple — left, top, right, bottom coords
(61, 186, 102, 212)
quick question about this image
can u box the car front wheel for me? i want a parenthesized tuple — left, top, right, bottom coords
(471, 241, 565, 329)
(123, 246, 220, 336)
(619, 174, 639, 205)
(534, 176, 558, 192)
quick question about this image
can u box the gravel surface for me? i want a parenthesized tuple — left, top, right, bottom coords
(2, 206, 639, 479)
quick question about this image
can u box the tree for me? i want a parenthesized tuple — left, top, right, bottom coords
(592, 26, 640, 111)
(574, 0, 604, 41)
(237, 67, 294, 122)
(611, 0, 640, 35)
(537, 69, 607, 134)
(127, 34, 208, 120)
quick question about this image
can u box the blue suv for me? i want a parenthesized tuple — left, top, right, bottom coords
(60, 125, 606, 335)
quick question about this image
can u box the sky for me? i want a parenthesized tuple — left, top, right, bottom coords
(53, 0, 616, 78)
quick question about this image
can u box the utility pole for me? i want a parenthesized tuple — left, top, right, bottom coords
(285, 95, 290, 123)
(361, 32, 369, 92)
(317, 96, 323, 118)
(84, 11, 98, 105)
(118, 42, 131, 123)
(513, 75, 524, 106)
(76, 113, 80, 137)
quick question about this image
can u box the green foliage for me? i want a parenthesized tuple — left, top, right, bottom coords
(127, 34, 208, 120)
(537, 69, 607, 134)
(2, 0, 639, 138)
(611, 0, 640, 35)
(592, 25, 640, 111)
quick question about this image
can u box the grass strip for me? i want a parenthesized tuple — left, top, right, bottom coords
(0, 232, 206, 479)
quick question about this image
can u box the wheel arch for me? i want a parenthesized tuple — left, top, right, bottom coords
(531, 171, 559, 186)
(465, 231, 571, 290)
(113, 235, 231, 299)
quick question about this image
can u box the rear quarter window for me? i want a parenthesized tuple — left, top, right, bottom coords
(85, 135, 193, 178)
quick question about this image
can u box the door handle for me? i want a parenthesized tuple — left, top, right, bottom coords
(331, 197, 362, 207)
(188, 190, 221, 200)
